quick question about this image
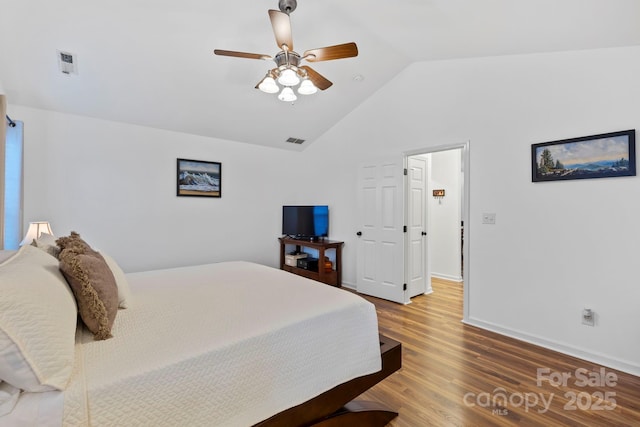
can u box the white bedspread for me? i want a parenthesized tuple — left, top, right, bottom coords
(59, 261, 381, 426)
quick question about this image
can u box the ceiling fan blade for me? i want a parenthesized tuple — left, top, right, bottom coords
(214, 49, 271, 60)
(300, 66, 332, 90)
(268, 9, 293, 51)
(303, 42, 358, 62)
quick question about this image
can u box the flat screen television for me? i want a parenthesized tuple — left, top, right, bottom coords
(282, 205, 329, 240)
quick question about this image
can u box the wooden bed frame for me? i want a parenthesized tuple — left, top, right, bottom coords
(255, 334, 402, 427)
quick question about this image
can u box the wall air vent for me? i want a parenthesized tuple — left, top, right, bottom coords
(57, 50, 77, 75)
(286, 137, 305, 144)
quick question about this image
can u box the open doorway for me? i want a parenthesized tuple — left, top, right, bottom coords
(406, 143, 469, 320)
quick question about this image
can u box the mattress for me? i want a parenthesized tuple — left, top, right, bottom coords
(54, 261, 381, 426)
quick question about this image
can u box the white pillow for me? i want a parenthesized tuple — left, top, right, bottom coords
(32, 232, 60, 258)
(0, 245, 77, 391)
(100, 252, 133, 309)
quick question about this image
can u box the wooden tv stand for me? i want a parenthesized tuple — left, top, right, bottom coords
(279, 237, 344, 287)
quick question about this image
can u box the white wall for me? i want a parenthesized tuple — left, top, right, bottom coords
(11, 106, 311, 273)
(11, 45, 640, 375)
(297, 46, 640, 375)
(428, 150, 462, 281)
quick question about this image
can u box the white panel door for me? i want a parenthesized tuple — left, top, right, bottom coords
(407, 156, 430, 297)
(356, 159, 406, 304)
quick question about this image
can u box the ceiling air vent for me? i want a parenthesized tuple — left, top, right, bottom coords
(57, 50, 77, 75)
(286, 137, 305, 145)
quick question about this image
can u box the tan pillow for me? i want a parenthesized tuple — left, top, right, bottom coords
(56, 231, 93, 253)
(58, 239, 118, 340)
(56, 231, 131, 308)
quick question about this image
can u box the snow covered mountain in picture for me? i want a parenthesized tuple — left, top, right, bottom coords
(565, 159, 629, 171)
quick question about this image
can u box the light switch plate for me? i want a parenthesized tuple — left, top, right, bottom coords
(482, 213, 496, 224)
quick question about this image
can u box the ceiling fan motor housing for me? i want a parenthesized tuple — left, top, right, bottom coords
(273, 51, 306, 80)
(275, 51, 300, 68)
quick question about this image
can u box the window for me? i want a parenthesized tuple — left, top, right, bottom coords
(3, 119, 23, 249)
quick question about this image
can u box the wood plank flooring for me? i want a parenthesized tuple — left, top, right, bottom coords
(356, 278, 640, 426)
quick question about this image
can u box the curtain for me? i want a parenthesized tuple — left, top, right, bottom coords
(0, 93, 6, 249)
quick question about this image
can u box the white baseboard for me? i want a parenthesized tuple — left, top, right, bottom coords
(345, 281, 638, 375)
(431, 272, 463, 282)
(464, 317, 640, 377)
(342, 281, 356, 290)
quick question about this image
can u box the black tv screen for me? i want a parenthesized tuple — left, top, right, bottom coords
(282, 205, 329, 239)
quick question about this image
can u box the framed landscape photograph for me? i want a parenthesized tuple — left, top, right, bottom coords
(176, 158, 221, 197)
(531, 130, 636, 182)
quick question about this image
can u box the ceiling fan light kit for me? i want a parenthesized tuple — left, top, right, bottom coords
(278, 87, 297, 102)
(298, 79, 317, 95)
(258, 74, 279, 94)
(277, 68, 301, 87)
(214, 0, 358, 102)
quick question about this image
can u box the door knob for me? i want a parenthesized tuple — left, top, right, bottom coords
(356, 231, 362, 236)
(421, 231, 427, 236)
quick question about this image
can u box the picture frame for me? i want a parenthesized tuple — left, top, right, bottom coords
(176, 158, 221, 197)
(531, 130, 636, 182)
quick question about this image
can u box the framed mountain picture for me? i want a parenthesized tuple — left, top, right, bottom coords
(532, 130, 636, 182)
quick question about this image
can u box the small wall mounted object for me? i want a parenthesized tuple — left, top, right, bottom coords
(531, 130, 636, 182)
(177, 158, 221, 197)
(433, 189, 445, 204)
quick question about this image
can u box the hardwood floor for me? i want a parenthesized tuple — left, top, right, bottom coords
(356, 278, 640, 426)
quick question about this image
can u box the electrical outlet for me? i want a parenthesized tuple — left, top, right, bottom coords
(582, 308, 595, 326)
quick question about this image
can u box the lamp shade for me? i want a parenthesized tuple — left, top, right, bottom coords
(19, 222, 54, 246)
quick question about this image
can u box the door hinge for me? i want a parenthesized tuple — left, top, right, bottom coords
(403, 283, 407, 291)
(403, 225, 407, 233)
(404, 168, 407, 175)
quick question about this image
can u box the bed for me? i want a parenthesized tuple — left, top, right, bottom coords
(0, 238, 401, 426)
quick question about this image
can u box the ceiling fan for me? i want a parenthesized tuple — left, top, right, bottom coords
(214, 0, 358, 102)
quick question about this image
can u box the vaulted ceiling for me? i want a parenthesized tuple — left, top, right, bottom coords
(2, 0, 640, 150)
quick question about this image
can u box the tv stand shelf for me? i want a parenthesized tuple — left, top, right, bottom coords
(279, 237, 344, 287)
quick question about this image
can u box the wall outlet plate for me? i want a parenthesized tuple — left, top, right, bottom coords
(582, 309, 595, 326)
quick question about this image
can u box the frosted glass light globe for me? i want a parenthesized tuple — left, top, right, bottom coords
(298, 79, 317, 95)
(258, 76, 279, 93)
(278, 87, 297, 102)
(277, 68, 300, 87)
